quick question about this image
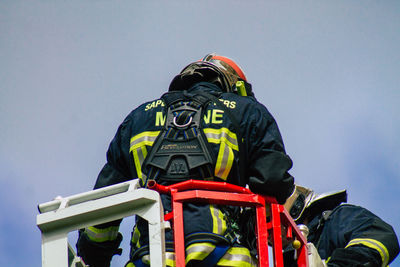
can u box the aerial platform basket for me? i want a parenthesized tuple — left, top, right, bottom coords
(147, 179, 309, 267)
(37, 179, 314, 267)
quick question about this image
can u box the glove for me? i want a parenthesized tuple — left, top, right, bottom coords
(327, 246, 381, 267)
(76, 229, 123, 267)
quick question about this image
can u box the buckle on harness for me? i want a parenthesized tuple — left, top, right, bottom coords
(173, 116, 193, 128)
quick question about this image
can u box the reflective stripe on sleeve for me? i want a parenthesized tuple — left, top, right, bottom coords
(132, 146, 147, 180)
(346, 238, 390, 267)
(84, 226, 119, 243)
(203, 128, 238, 150)
(130, 131, 161, 150)
(204, 128, 238, 180)
(130, 131, 160, 180)
(215, 141, 235, 179)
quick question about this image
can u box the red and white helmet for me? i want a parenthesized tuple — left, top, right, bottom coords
(169, 53, 252, 95)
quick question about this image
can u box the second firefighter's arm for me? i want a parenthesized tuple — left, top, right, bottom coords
(324, 204, 399, 267)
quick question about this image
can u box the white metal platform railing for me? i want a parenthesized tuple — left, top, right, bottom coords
(37, 179, 167, 267)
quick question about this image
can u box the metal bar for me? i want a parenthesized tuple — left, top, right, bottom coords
(172, 190, 186, 267)
(37, 189, 158, 233)
(41, 232, 69, 267)
(279, 207, 308, 267)
(271, 203, 284, 267)
(255, 200, 269, 267)
(37, 180, 166, 267)
(38, 180, 137, 214)
(165, 179, 253, 194)
(172, 190, 264, 207)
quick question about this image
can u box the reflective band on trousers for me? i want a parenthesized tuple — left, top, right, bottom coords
(142, 252, 175, 266)
(130, 131, 160, 180)
(186, 242, 216, 262)
(204, 127, 238, 180)
(165, 252, 176, 267)
(136, 243, 257, 267)
(131, 225, 141, 248)
(84, 226, 119, 242)
(210, 204, 227, 235)
(346, 238, 390, 267)
(218, 246, 258, 267)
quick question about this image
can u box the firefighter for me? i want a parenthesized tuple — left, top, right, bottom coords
(76, 53, 295, 267)
(283, 185, 400, 266)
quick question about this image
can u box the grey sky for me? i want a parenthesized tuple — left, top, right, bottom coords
(1, 1, 399, 266)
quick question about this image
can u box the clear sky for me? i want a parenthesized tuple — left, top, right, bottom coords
(1, 1, 399, 266)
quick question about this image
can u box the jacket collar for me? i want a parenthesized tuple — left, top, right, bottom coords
(187, 82, 224, 93)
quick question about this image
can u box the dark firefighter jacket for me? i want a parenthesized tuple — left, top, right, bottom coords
(76, 82, 294, 266)
(285, 204, 399, 267)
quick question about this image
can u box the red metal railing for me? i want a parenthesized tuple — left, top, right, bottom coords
(147, 179, 308, 267)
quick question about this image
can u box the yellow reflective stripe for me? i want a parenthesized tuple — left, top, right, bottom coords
(131, 226, 141, 248)
(185, 242, 216, 263)
(129, 131, 159, 152)
(130, 140, 156, 150)
(214, 140, 235, 180)
(165, 252, 176, 267)
(137, 146, 148, 181)
(221, 143, 234, 179)
(138, 245, 255, 267)
(210, 205, 227, 235)
(139, 252, 176, 266)
(132, 148, 143, 179)
(130, 131, 159, 180)
(217, 246, 257, 267)
(142, 255, 150, 265)
(210, 204, 219, 234)
(130, 131, 160, 147)
(85, 226, 119, 242)
(215, 142, 225, 179)
(204, 128, 238, 150)
(205, 128, 237, 180)
(346, 238, 390, 267)
(218, 207, 227, 235)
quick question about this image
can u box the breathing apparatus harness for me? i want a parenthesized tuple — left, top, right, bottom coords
(141, 87, 247, 188)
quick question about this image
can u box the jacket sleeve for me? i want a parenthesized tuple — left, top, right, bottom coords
(324, 204, 400, 267)
(94, 116, 135, 189)
(245, 103, 294, 204)
(76, 116, 135, 266)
